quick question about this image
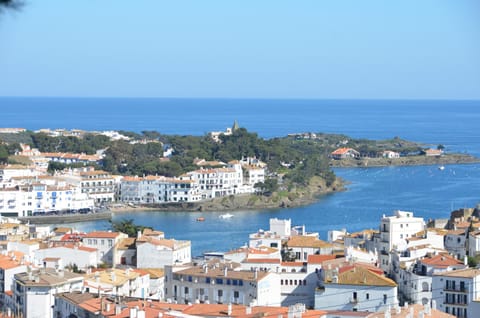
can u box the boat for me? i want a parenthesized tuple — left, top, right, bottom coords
(438, 166, 445, 171)
(196, 217, 205, 222)
(219, 213, 234, 219)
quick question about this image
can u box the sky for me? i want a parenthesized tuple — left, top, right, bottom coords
(0, 0, 479, 99)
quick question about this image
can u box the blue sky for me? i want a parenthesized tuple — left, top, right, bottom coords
(0, 0, 479, 99)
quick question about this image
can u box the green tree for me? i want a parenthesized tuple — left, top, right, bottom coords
(0, 145, 8, 164)
(109, 219, 153, 238)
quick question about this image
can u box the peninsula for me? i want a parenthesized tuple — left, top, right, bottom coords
(0, 124, 478, 217)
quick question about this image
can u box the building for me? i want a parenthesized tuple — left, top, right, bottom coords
(315, 265, 398, 312)
(83, 268, 150, 298)
(432, 268, 480, 318)
(165, 259, 281, 306)
(398, 253, 466, 306)
(34, 245, 98, 270)
(444, 229, 467, 259)
(382, 151, 400, 159)
(378, 210, 425, 273)
(82, 231, 128, 265)
(330, 148, 360, 160)
(0, 253, 28, 312)
(284, 236, 334, 262)
(13, 268, 84, 318)
(136, 234, 191, 268)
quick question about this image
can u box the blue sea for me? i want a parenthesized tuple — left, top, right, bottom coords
(1, 97, 480, 256)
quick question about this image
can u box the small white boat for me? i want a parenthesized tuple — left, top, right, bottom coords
(219, 213, 234, 219)
(438, 166, 445, 171)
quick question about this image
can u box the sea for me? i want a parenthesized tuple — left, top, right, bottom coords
(1, 97, 480, 256)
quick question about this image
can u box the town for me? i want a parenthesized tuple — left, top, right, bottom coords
(0, 206, 480, 317)
(0, 127, 478, 318)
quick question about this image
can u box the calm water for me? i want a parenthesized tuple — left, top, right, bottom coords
(1, 98, 479, 255)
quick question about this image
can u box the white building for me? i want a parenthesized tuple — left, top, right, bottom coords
(119, 175, 202, 204)
(382, 151, 400, 159)
(378, 210, 425, 273)
(444, 229, 467, 259)
(284, 236, 334, 262)
(84, 268, 150, 298)
(34, 245, 98, 270)
(0, 253, 28, 312)
(432, 268, 480, 318)
(468, 230, 480, 258)
(164, 259, 280, 306)
(82, 231, 128, 265)
(13, 268, 84, 318)
(315, 265, 398, 312)
(398, 253, 466, 306)
(0, 183, 93, 217)
(136, 234, 191, 268)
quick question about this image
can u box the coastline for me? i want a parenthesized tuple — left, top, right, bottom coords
(329, 153, 479, 168)
(109, 176, 345, 214)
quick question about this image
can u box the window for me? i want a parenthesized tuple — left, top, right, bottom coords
(215, 278, 223, 285)
(184, 287, 189, 294)
(366, 293, 369, 300)
(234, 291, 239, 298)
(383, 294, 387, 304)
(108, 240, 113, 247)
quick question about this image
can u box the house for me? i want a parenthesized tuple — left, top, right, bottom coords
(330, 148, 360, 160)
(34, 244, 98, 270)
(432, 268, 480, 318)
(115, 237, 137, 266)
(424, 148, 444, 157)
(82, 231, 128, 265)
(382, 150, 400, 159)
(83, 268, 150, 298)
(444, 229, 467, 259)
(136, 234, 191, 268)
(315, 265, 398, 312)
(164, 259, 281, 306)
(366, 303, 455, 318)
(377, 210, 425, 273)
(284, 236, 334, 262)
(13, 268, 84, 318)
(0, 253, 28, 312)
(398, 253, 466, 306)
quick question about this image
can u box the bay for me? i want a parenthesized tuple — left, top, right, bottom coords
(1, 97, 479, 256)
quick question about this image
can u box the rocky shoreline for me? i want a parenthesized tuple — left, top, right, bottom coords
(108, 153, 479, 214)
(110, 176, 345, 213)
(330, 153, 479, 168)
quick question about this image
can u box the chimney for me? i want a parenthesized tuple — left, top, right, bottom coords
(115, 304, 122, 315)
(227, 303, 232, 316)
(224, 267, 228, 277)
(246, 306, 252, 315)
(464, 255, 468, 266)
(129, 306, 138, 318)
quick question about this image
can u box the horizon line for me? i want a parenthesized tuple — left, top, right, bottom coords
(1, 96, 480, 102)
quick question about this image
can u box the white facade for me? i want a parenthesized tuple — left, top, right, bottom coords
(34, 245, 98, 269)
(119, 175, 202, 203)
(432, 268, 480, 318)
(82, 231, 128, 265)
(468, 230, 480, 257)
(0, 183, 93, 217)
(84, 268, 150, 298)
(136, 236, 191, 268)
(14, 268, 84, 318)
(378, 210, 425, 273)
(165, 261, 281, 306)
(315, 266, 398, 312)
(444, 229, 467, 259)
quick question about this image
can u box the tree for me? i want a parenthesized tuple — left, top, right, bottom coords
(0, 145, 8, 164)
(109, 219, 153, 237)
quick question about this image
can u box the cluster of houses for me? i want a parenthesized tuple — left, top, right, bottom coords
(330, 147, 444, 160)
(2, 206, 480, 317)
(0, 148, 266, 217)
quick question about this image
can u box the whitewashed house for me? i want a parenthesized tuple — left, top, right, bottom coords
(13, 268, 84, 318)
(136, 234, 191, 268)
(398, 253, 466, 306)
(82, 231, 128, 265)
(315, 265, 398, 312)
(444, 229, 467, 259)
(432, 268, 480, 318)
(377, 210, 425, 273)
(83, 268, 150, 298)
(0, 254, 28, 312)
(34, 245, 98, 270)
(164, 259, 281, 306)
